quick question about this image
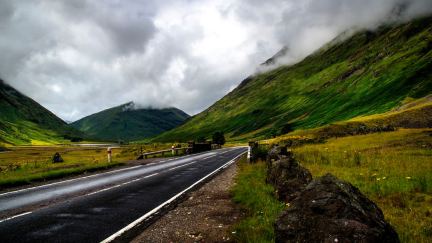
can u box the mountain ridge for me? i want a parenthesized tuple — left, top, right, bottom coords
(155, 15, 432, 142)
(0, 79, 82, 145)
(71, 102, 190, 141)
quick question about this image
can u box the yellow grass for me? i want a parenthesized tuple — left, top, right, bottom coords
(292, 129, 432, 242)
(0, 143, 176, 187)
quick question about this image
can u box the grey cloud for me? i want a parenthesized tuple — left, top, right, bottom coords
(0, 0, 431, 121)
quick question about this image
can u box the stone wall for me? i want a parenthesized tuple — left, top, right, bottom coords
(265, 146, 399, 243)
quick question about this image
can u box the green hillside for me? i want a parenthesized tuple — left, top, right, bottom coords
(0, 79, 82, 146)
(71, 102, 189, 141)
(156, 16, 432, 142)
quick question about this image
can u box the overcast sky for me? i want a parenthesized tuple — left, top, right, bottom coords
(1, 0, 431, 121)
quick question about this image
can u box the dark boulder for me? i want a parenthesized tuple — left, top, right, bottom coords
(266, 151, 312, 202)
(275, 174, 399, 243)
(52, 152, 64, 163)
(266, 145, 288, 162)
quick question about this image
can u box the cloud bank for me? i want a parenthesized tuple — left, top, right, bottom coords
(1, 0, 431, 121)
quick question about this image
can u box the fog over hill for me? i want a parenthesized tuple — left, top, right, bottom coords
(0, 0, 431, 121)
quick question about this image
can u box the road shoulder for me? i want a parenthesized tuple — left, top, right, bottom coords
(132, 162, 242, 243)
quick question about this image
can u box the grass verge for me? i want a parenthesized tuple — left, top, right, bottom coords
(0, 143, 177, 189)
(293, 129, 432, 242)
(231, 155, 285, 242)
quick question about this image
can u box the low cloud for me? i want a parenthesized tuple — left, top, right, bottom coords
(1, 0, 431, 121)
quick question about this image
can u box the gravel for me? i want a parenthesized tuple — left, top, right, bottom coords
(132, 163, 242, 243)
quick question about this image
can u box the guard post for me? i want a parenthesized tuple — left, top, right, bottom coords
(107, 147, 112, 163)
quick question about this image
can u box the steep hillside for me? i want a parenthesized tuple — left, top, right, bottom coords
(0, 79, 82, 145)
(156, 16, 432, 142)
(71, 102, 189, 141)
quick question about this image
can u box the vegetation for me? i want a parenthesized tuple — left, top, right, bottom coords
(71, 101, 189, 141)
(156, 16, 432, 142)
(231, 155, 285, 242)
(212, 131, 226, 145)
(292, 129, 432, 242)
(0, 143, 175, 188)
(263, 96, 432, 144)
(0, 79, 83, 146)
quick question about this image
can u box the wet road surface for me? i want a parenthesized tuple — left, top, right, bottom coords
(0, 147, 247, 243)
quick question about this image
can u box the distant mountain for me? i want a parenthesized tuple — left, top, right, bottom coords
(156, 16, 432, 142)
(0, 79, 82, 145)
(71, 102, 189, 141)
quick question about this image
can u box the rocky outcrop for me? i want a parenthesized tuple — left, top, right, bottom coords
(266, 149, 312, 202)
(275, 174, 399, 243)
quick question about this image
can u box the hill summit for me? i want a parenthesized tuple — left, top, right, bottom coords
(71, 102, 189, 141)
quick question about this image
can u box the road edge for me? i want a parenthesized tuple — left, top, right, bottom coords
(101, 149, 247, 243)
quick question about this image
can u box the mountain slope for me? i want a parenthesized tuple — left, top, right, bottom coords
(71, 102, 190, 141)
(0, 79, 82, 145)
(156, 16, 432, 142)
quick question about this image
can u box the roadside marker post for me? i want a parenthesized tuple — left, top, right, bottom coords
(107, 147, 112, 163)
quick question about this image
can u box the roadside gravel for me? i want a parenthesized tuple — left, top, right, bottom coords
(132, 163, 242, 243)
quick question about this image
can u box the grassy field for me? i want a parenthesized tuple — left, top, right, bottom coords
(292, 129, 432, 242)
(0, 143, 177, 188)
(231, 155, 285, 242)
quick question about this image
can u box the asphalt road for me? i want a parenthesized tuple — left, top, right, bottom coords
(0, 147, 247, 243)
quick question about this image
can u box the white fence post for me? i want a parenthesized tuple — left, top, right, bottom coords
(107, 147, 112, 163)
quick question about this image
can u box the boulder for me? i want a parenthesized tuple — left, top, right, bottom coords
(52, 152, 64, 163)
(266, 151, 312, 202)
(275, 174, 399, 243)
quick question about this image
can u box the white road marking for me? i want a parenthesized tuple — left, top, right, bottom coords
(0, 149, 227, 197)
(0, 148, 244, 226)
(84, 173, 160, 197)
(168, 161, 197, 171)
(0, 165, 143, 197)
(101, 150, 247, 243)
(0, 211, 32, 223)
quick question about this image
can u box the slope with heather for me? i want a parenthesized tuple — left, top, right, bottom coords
(156, 16, 432, 142)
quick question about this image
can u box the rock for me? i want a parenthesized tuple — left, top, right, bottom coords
(266, 151, 312, 202)
(266, 145, 288, 163)
(52, 152, 64, 163)
(275, 174, 399, 243)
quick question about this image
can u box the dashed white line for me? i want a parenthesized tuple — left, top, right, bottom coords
(84, 173, 160, 197)
(101, 151, 247, 243)
(0, 149, 228, 197)
(0, 211, 32, 223)
(168, 161, 197, 171)
(0, 165, 144, 197)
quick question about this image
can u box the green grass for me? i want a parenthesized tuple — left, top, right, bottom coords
(292, 129, 432, 243)
(0, 79, 83, 146)
(231, 156, 285, 242)
(263, 96, 432, 144)
(156, 16, 432, 142)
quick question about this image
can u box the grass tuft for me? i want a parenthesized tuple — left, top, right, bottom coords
(231, 156, 285, 242)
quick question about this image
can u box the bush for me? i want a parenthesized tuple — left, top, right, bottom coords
(212, 131, 226, 145)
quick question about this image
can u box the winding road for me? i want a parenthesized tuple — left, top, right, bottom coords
(0, 146, 247, 243)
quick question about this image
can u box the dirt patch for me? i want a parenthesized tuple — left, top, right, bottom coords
(132, 163, 242, 243)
